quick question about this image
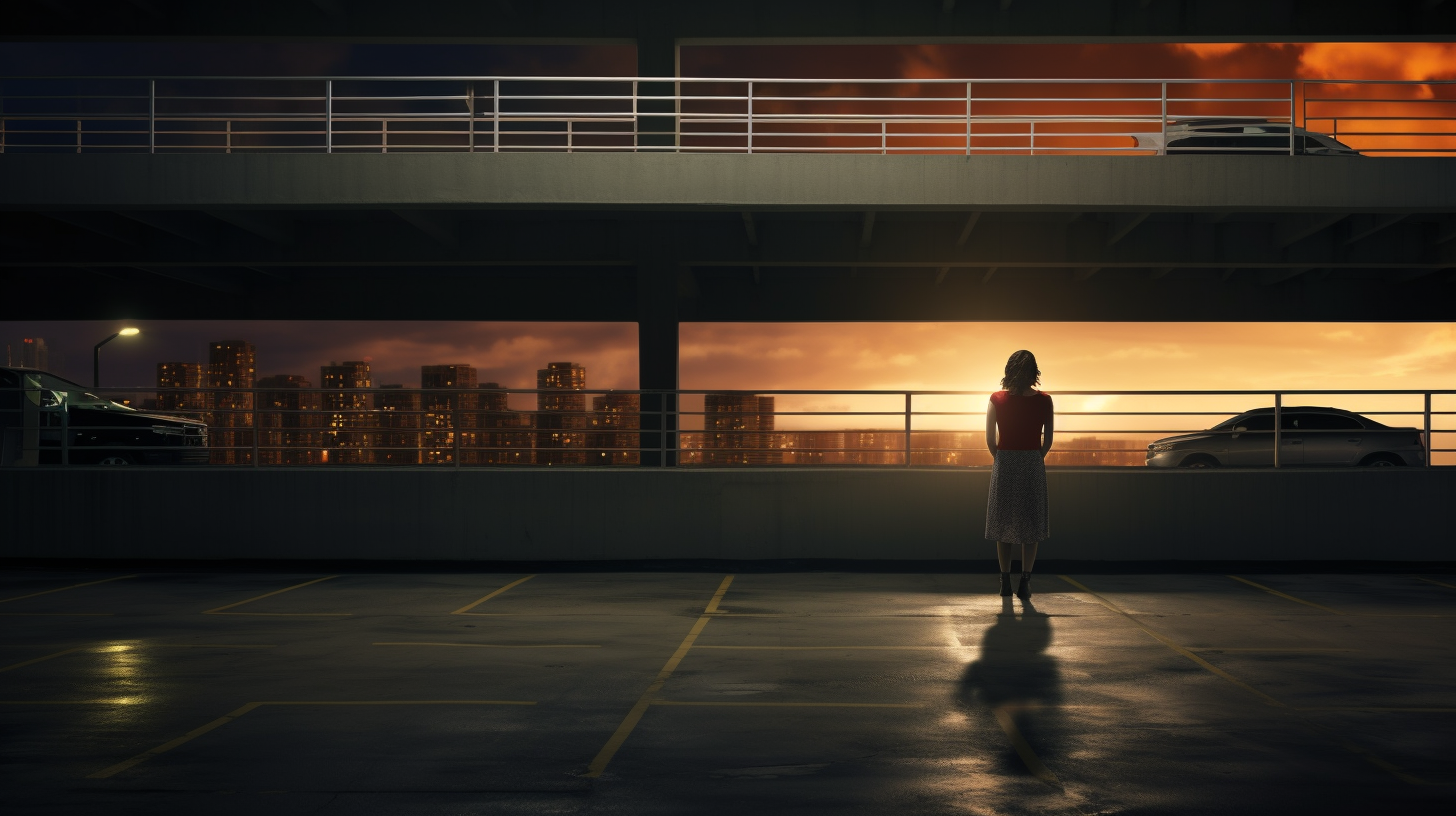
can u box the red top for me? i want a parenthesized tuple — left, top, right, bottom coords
(990, 390, 1053, 450)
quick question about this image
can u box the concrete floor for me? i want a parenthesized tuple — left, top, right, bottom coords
(1, 569, 1453, 815)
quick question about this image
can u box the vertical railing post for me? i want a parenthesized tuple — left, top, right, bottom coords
(632, 79, 639, 153)
(746, 80, 753, 153)
(60, 396, 69, 466)
(467, 81, 475, 153)
(1273, 392, 1282, 468)
(454, 417, 461, 468)
(1160, 81, 1167, 156)
(325, 79, 333, 153)
(149, 79, 155, 154)
(382, 119, 388, 153)
(881, 121, 887, 155)
(567, 119, 573, 153)
(904, 393, 913, 467)
(1029, 120, 1035, 155)
(251, 390, 259, 467)
(76, 119, 81, 153)
(1289, 80, 1296, 155)
(226, 119, 231, 154)
(965, 80, 972, 155)
(493, 79, 500, 153)
(1424, 392, 1433, 467)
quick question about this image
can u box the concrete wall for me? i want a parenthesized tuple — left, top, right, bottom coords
(5, 153, 1454, 212)
(1, 468, 1450, 562)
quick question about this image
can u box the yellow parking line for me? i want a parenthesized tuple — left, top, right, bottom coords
(993, 705, 1061, 788)
(0, 613, 113, 617)
(451, 575, 536, 615)
(1059, 576, 1285, 708)
(0, 646, 87, 674)
(86, 699, 536, 779)
(1227, 576, 1345, 615)
(1060, 575, 1424, 786)
(0, 574, 137, 605)
(1191, 647, 1357, 653)
(202, 576, 347, 616)
(1414, 576, 1456, 591)
(585, 574, 734, 779)
(653, 701, 921, 708)
(695, 645, 945, 650)
(373, 642, 600, 648)
(0, 699, 140, 705)
(1299, 707, 1456, 713)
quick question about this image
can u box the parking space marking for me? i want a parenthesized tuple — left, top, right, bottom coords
(992, 705, 1062, 788)
(1060, 576, 1285, 708)
(1299, 707, 1456, 713)
(1414, 576, 1456, 591)
(1060, 575, 1426, 786)
(696, 645, 946, 650)
(1191, 647, 1357, 653)
(653, 701, 922, 708)
(86, 699, 538, 779)
(451, 575, 536, 615)
(0, 574, 137, 605)
(373, 642, 601, 648)
(0, 646, 86, 674)
(585, 574, 734, 779)
(1227, 576, 1345, 615)
(202, 576, 349, 616)
(0, 699, 141, 705)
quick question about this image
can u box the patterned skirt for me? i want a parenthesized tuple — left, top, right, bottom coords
(985, 449, 1049, 544)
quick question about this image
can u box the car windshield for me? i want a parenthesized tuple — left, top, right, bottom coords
(23, 371, 135, 411)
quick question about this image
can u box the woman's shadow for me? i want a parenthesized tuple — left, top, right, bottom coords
(958, 597, 1063, 785)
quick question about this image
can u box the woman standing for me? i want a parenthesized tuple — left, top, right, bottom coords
(985, 350, 1054, 600)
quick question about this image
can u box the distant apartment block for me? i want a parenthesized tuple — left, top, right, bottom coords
(320, 360, 372, 464)
(207, 340, 255, 464)
(701, 394, 776, 465)
(7, 337, 48, 370)
(589, 392, 641, 466)
(257, 374, 323, 465)
(156, 361, 205, 412)
(420, 364, 477, 464)
(536, 362, 587, 465)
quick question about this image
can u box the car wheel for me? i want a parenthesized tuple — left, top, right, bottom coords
(1180, 455, 1219, 469)
(1359, 454, 1402, 467)
(98, 456, 132, 466)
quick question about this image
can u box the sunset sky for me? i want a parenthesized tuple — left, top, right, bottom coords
(2, 41, 1450, 449)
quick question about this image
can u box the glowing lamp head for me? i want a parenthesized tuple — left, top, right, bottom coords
(118, 328, 140, 336)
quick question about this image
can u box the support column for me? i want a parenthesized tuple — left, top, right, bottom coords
(635, 4, 677, 151)
(638, 259, 678, 466)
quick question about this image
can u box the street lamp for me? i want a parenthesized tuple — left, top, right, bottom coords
(94, 327, 140, 388)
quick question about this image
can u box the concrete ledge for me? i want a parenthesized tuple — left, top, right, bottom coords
(1, 468, 1449, 562)
(4, 153, 1455, 212)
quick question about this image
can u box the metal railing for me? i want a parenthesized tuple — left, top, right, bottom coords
(2, 76, 1454, 155)
(2, 384, 1452, 468)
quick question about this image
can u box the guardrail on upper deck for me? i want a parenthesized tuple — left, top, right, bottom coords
(1, 76, 1454, 156)
(2, 382, 1453, 468)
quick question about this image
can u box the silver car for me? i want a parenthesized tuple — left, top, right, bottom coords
(1135, 119, 1362, 156)
(1146, 407, 1426, 468)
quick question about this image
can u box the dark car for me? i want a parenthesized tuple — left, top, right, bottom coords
(1, 367, 208, 466)
(1135, 119, 1362, 156)
(1146, 406, 1425, 468)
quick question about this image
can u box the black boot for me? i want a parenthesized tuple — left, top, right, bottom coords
(1017, 573, 1032, 601)
(999, 573, 1013, 597)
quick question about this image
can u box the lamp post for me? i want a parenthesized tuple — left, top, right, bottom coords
(93, 327, 140, 388)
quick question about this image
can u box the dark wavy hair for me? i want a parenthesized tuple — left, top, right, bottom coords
(1000, 350, 1041, 392)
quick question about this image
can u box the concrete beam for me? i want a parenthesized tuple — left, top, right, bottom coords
(7, 154, 1455, 213)
(955, 211, 981, 247)
(1343, 213, 1406, 246)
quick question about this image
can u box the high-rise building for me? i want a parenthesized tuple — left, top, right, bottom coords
(8, 337, 48, 370)
(462, 382, 530, 465)
(420, 364, 477, 464)
(207, 340, 255, 464)
(588, 392, 640, 465)
(156, 362, 205, 413)
(256, 374, 323, 465)
(376, 384, 422, 465)
(536, 362, 587, 465)
(702, 394, 776, 465)
(320, 360, 373, 464)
